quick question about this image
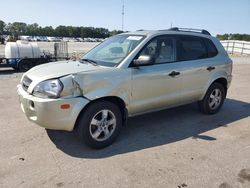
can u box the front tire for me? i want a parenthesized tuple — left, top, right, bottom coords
(199, 82, 226, 114)
(76, 101, 122, 149)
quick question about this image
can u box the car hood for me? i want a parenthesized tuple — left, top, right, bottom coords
(24, 60, 105, 81)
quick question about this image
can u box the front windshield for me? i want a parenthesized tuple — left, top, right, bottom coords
(82, 34, 145, 67)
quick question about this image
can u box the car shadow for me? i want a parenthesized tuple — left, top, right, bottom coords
(46, 98, 250, 158)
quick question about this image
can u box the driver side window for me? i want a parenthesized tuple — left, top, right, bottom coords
(139, 36, 176, 64)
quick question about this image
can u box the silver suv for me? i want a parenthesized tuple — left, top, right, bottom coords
(17, 28, 232, 148)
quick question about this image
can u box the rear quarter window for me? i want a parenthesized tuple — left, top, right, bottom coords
(204, 38, 218, 58)
(178, 36, 207, 61)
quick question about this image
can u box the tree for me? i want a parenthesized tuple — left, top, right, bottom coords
(110, 30, 124, 36)
(42, 26, 55, 36)
(55, 25, 69, 37)
(0, 20, 6, 35)
(216, 33, 250, 41)
(26, 23, 39, 36)
(0, 20, 120, 38)
(7, 22, 27, 37)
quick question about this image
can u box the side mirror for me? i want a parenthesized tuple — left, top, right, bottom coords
(133, 55, 155, 66)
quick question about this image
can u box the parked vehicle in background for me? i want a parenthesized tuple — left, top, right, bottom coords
(84, 38, 97, 42)
(95, 38, 104, 42)
(76, 37, 84, 42)
(39, 36, 48, 42)
(17, 28, 232, 149)
(32, 36, 48, 42)
(62, 37, 70, 42)
(31, 36, 41, 41)
(47, 37, 61, 42)
(19, 35, 32, 41)
(47, 37, 54, 42)
(68, 37, 78, 42)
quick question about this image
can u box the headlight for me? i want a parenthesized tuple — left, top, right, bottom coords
(33, 79, 63, 99)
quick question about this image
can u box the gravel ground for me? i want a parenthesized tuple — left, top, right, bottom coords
(0, 57, 250, 187)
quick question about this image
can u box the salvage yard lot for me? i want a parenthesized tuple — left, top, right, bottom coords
(0, 58, 250, 188)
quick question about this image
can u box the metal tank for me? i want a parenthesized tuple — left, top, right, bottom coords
(5, 40, 41, 59)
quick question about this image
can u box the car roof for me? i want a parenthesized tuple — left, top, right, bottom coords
(121, 29, 214, 39)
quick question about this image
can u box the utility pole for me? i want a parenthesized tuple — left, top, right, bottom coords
(122, 1, 125, 31)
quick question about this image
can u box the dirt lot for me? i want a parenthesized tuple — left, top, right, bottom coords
(0, 58, 250, 188)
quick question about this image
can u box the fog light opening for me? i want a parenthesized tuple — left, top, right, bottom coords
(30, 101, 35, 109)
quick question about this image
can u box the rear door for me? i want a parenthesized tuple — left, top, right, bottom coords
(177, 35, 219, 103)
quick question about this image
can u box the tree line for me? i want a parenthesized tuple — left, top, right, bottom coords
(0, 20, 123, 39)
(216, 34, 250, 41)
(1, 20, 250, 41)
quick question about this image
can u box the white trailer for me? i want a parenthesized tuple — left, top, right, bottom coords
(0, 40, 69, 72)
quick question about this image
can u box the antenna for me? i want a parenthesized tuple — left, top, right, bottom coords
(122, 1, 125, 31)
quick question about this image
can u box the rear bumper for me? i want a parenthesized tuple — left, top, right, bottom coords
(17, 84, 89, 131)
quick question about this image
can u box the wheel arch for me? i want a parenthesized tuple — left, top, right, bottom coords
(74, 96, 128, 131)
(200, 76, 228, 101)
(212, 77, 228, 92)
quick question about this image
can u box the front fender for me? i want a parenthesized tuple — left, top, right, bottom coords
(72, 68, 132, 109)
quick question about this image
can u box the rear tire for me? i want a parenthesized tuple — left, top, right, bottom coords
(199, 82, 226, 114)
(76, 101, 122, 149)
(18, 59, 33, 72)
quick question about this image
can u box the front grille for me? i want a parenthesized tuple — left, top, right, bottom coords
(22, 76, 32, 91)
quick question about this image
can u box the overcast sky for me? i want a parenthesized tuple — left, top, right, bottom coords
(0, 0, 249, 35)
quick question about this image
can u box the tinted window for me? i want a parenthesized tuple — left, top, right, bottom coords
(138, 36, 176, 64)
(204, 38, 218, 57)
(178, 36, 207, 61)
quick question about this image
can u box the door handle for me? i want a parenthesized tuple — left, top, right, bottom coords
(207, 66, 215, 71)
(168, 71, 180, 77)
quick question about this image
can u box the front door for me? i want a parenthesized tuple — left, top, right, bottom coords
(129, 36, 182, 115)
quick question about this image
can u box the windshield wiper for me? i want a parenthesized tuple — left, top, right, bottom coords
(80, 58, 98, 66)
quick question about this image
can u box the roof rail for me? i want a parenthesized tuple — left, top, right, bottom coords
(168, 27, 211, 36)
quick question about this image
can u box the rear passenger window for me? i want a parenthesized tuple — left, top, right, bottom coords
(204, 39, 218, 58)
(178, 36, 207, 61)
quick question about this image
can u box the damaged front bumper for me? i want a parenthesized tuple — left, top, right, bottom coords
(17, 84, 90, 131)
